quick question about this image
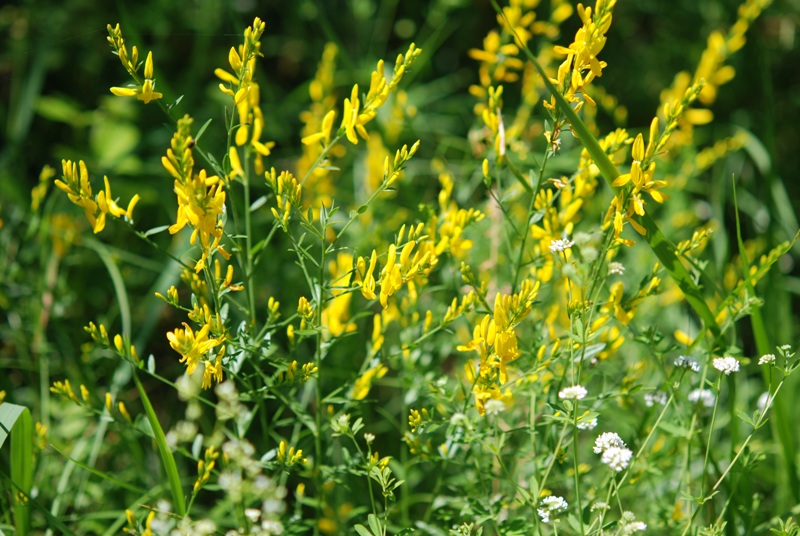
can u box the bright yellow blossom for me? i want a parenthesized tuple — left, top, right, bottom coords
(166, 322, 225, 377)
(107, 24, 163, 104)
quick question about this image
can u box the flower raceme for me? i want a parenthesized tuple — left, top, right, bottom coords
(357, 224, 438, 308)
(163, 115, 229, 271)
(301, 44, 421, 148)
(166, 322, 225, 379)
(458, 280, 540, 415)
(335, 44, 422, 146)
(107, 24, 163, 104)
(215, 17, 275, 174)
(548, 0, 617, 111)
(54, 160, 139, 234)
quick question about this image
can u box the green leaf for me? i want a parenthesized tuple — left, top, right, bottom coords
(1, 402, 33, 535)
(195, 118, 213, 142)
(737, 409, 756, 427)
(368, 513, 382, 535)
(134, 374, 186, 516)
(354, 524, 374, 536)
(143, 225, 170, 237)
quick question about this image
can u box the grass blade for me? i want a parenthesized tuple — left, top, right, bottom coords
(731, 181, 800, 502)
(1, 402, 34, 535)
(133, 373, 186, 516)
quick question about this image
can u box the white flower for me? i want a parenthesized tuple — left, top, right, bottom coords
(644, 391, 668, 407)
(713, 356, 740, 375)
(558, 385, 588, 400)
(364, 432, 375, 444)
(674, 355, 700, 372)
(619, 511, 647, 534)
(484, 398, 507, 416)
(537, 495, 568, 523)
(549, 238, 575, 253)
(594, 432, 626, 454)
(601, 446, 633, 472)
(608, 261, 625, 275)
(779, 344, 792, 351)
(245, 508, 262, 522)
(688, 388, 715, 407)
(573, 231, 592, 245)
(590, 501, 609, 512)
(577, 417, 598, 430)
(757, 391, 770, 412)
(758, 353, 775, 365)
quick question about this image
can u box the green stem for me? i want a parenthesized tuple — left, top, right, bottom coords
(242, 148, 257, 327)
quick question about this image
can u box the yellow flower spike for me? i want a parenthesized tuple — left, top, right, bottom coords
(228, 146, 244, 180)
(125, 194, 140, 220)
(144, 51, 154, 79)
(228, 47, 243, 74)
(118, 401, 132, 423)
(114, 334, 124, 353)
(645, 117, 659, 159)
(372, 314, 384, 353)
(80, 384, 90, 403)
(109, 86, 138, 98)
(130, 46, 139, 70)
(142, 511, 155, 536)
(352, 363, 388, 400)
(105, 392, 113, 412)
(359, 250, 378, 300)
(277, 440, 288, 463)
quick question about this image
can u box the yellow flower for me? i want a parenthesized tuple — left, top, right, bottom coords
(339, 44, 421, 145)
(358, 250, 378, 300)
(54, 160, 139, 233)
(107, 34, 163, 105)
(166, 322, 224, 376)
(163, 116, 228, 271)
(468, 30, 524, 83)
(352, 363, 388, 400)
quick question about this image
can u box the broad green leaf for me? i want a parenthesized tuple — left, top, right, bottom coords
(1, 402, 33, 535)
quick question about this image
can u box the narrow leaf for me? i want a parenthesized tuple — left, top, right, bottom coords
(134, 374, 186, 516)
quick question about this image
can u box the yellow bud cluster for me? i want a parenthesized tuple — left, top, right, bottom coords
(277, 440, 307, 466)
(266, 169, 303, 230)
(194, 446, 219, 493)
(107, 24, 163, 104)
(340, 44, 421, 145)
(352, 363, 388, 400)
(408, 408, 431, 433)
(54, 160, 139, 234)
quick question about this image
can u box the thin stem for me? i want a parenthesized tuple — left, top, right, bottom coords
(241, 148, 257, 327)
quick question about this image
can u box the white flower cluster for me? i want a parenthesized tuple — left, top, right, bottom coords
(688, 388, 715, 407)
(758, 353, 775, 365)
(618, 511, 647, 534)
(577, 417, 598, 430)
(558, 384, 588, 400)
(484, 398, 507, 416)
(549, 238, 575, 253)
(537, 495, 568, 523)
(608, 261, 625, 275)
(674, 355, 700, 372)
(644, 391, 667, 407)
(713, 356, 740, 375)
(593, 432, 625, 453)
(594, 432, 632, 472)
